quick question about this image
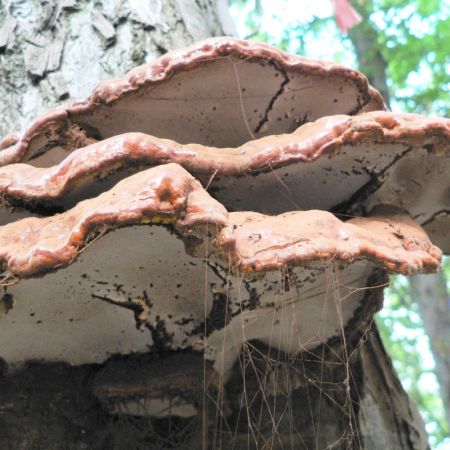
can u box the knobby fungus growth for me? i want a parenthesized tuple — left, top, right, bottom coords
(0, 38, 448, 449)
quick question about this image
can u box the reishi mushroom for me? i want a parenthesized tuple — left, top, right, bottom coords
(0, 38, 447, 444)
(0, 164, 441, 373)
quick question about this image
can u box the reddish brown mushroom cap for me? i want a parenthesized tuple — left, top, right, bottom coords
(0, 163, 228, 278)
(220, 209, 441, 275)
(0, 37, 385, 168)
(0, 111, 447, 252)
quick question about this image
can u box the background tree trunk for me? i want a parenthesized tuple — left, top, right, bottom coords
(0, 1, 432, 448)
(348, 0, 450, 430)
(410, 274, 450, 427)
(347, 1, 390, 108)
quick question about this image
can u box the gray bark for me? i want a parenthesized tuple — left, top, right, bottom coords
(358, 327, 430, 450)
(0, 0, 231, 137)
(410, 273, 450, 427)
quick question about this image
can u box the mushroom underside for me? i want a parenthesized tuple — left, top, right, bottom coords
(0, 224, 375, 372)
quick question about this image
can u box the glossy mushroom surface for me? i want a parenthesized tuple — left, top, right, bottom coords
(0, 111, 447, 252)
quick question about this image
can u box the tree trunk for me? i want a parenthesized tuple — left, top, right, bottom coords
(347, 1, 390, 108)
(410, 273, 450, 427)
(0, 0, 233, 137)
(348, 0, 450, 428)
(0, 1, 431, 448)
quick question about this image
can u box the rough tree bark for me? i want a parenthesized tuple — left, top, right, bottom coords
(0, 0, 234, 137)
(0, 1, 432, 449)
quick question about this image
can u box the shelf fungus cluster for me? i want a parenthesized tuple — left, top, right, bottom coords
(0, 38, 448, 426)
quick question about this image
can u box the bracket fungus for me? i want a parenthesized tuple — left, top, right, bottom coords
(0, 163, 442, 371)
(0, 110, 448, 252)
(0, 37, 385, 168)
(0, 38, 448, 445)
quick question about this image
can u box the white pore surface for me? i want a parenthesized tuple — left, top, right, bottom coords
(206, 262, 373, 376)
(210, 143, 409, 213)
(73, 57, 363, 150)
(366, 146, 450, 253)
(0, 226, 218, 367)
(0, 225, 374, 373)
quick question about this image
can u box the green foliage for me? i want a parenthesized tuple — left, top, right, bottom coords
(369, 0, 450, 115)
